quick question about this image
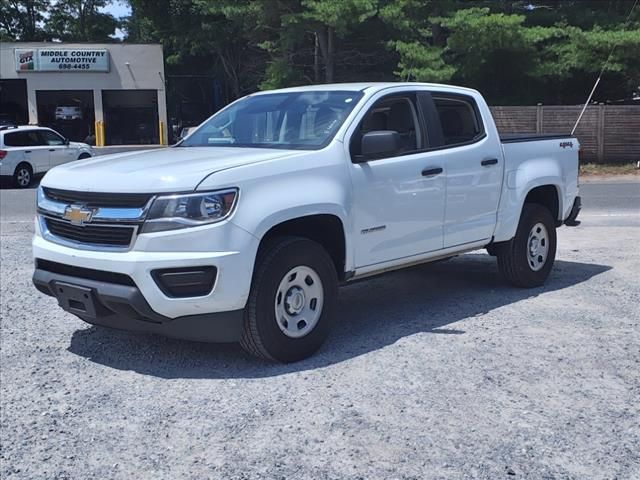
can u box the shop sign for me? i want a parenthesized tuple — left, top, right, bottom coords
(15, 48, 110, 73)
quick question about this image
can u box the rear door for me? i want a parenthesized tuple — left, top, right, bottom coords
(347, 91, 446, 268)
(38, 129, 75, 168)
(419, 92, 503, 248)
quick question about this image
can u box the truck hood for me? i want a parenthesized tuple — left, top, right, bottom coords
(42, 146, 301, 193)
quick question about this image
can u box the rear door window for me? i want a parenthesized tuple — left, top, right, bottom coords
(3, 131, 42, 147)
(432, 95, 484, 146)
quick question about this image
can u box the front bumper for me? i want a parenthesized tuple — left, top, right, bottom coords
(33, 218, 260, 319)
(33, 266, 243, 342)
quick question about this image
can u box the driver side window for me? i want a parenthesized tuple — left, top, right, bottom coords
(350, 95, 422, 159)
(39, 130, 65, 146)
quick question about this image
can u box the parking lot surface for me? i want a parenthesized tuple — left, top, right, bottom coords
(1, 180, 639, 479)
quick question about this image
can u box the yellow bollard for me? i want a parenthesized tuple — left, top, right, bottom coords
(99, 121, 105, 147)
(94, 121, 105, 147)
(94, 120, 101, 147)
(159, 120, 166, 145)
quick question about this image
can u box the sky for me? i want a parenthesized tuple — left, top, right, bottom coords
(102, 1, 132, 19)
(100, 1, 132, 39)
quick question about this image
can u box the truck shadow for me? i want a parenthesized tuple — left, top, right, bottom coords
(0, 176, 42, 190)
(67, 254, 611, 379)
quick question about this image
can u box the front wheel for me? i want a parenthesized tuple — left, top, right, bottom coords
(240, 236, 338, 362)
(497, 203, 557, 288)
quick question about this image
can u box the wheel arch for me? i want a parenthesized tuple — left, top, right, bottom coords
(494, 174, 564, 243)
(257, 213, 348, 281)
(14, 160, 33, 176)
(523, 184, 561, 221)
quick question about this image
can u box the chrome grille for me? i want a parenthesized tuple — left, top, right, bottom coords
(37, 187, 150, 251)
(43, 187, 153, 209)
(44, 217, 135, 247)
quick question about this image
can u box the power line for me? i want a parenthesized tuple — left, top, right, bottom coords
(571, 0, 638, 135)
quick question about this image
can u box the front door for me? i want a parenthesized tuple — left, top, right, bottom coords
(6, 130, 50, 174)
(38, 129, 75, 168)
(348, 93, 446, 268)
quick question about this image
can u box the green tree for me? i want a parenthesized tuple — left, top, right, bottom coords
(122, 0, 639, 105)
(255, 0, 399, 88)
(125, 0, 269, 100)
(534, 25, 640, 103)
(46, 0, 119, 42)
(297, 0, 379, 83)
(380, 0, 456, 82)
(0, 0, 50, 41)
(387, 3, 639, 104)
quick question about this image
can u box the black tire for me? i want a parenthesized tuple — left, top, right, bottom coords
(240, 236, 338, 362)
(497, 203, 557, 288)
(13, 163, 33, 189)
(78, 153, 92, 160)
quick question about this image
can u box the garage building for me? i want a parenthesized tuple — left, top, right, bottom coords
(0, 42, 168, 146)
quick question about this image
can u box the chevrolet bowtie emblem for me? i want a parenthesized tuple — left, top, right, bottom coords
(62, 205, 94, 225)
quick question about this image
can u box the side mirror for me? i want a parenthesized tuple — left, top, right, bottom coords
(64, 138, 70, 146)
(359, 130, 401, 161)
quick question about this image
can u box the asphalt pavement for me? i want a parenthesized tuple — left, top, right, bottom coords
(1, 177, 639, 479)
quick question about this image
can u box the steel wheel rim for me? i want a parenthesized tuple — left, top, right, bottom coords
(16, 169, 30, 187)
(274, 265, 324, 338)
(527, 222, 549, 271)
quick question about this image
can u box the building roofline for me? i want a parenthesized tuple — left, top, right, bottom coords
(2, 42, 163, 47)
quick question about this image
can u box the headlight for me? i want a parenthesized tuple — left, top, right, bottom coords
(141, 188, 238, 233)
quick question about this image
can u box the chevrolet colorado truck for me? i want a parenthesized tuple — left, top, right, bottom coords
(32, 83, 581, 362)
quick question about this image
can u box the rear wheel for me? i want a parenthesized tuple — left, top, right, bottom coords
(497, 203, 557, 288)
(240, 236, 338, 362)
(13, 163, 33, 189)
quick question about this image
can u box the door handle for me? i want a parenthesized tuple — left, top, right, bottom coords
(422, 167, 443, 177)
(49, 149, 56, 152)
(25, 150, 32, 154)
(481, 158, 498, 166)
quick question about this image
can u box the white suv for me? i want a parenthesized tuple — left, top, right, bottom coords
(0, 126, 93, 188)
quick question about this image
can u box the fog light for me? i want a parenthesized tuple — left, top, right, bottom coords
(151, 266, 217, 298)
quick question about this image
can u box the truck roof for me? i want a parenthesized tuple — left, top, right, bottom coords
(251, 82, 479, 95)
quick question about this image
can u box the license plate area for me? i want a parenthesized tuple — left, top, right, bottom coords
(54, 282, 99, 319)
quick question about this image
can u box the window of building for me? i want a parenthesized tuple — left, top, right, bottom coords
(36, 90, 95, 144)
(0, 79, 28, 125)
(102, 90, 159, 145)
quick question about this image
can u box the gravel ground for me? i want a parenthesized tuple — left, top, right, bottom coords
(1, 182, 639, 479)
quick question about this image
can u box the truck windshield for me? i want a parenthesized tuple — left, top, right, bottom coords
(179, 90, 363, 150)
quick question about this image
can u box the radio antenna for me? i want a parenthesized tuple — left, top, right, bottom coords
(571, 0, 638, 135)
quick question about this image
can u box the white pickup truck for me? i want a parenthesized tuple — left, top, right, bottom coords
(32, 83, 581, 362)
